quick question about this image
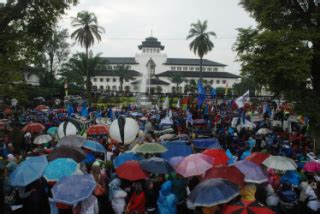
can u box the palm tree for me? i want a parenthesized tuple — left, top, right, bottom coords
(113, 64, 134, 92)
(59, 51, 105, 90)
(186, 20, 216, 81)
(169, 72, 185, 93)
(71, 11, 105, 101)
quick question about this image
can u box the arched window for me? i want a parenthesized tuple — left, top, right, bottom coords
(112, 86, 116, 91)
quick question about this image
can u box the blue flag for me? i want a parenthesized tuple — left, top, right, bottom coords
(210, 87, 216, 98)
(197, 80, 206, 108)
(80, 102, 88, 118)
(107, 107, 113, 119)
(67, 104, 74, 117)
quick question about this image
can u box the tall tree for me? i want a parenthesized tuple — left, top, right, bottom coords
(169, 72, 185, 93)
(71, 11, 105, 102)
(44, 28, 70, 82)
(235, 0, 320, 128)
(59, 52, 106, 91)
(187, 20, 216, 81)
(113, 64, 134, 92)
(0, 0, 78, 100)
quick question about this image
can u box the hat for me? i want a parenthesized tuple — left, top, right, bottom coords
(7, 154, 16, 162)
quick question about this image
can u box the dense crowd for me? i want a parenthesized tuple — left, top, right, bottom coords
(0, 97, 319, 214)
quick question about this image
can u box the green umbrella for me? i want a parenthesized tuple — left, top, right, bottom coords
(134, 143, 167, 154)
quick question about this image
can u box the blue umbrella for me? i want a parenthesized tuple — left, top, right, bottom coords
(47, 127, 58, 136)
(187, 179, 240, 207)
(280, 170, 301, 187)
(44, 158, 78, 182)
(140, 157, 174, 174)
(52, 174, 96, 205)
(160, 140, 192, 160)
(168, 156, 184, 168)
(83, 140, 106, 153)
(113, 152, 143, 168)
(192, 138, 221, 149)
(10, 156, 48, 186)
(233, 160, 268, 184)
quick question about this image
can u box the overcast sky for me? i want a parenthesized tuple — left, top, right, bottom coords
(59, 0, 256, 75)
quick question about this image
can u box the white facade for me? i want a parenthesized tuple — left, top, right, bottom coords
(91, 37, 240, 93)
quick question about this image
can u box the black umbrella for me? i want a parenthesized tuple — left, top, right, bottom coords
(48, 146, 85, 163)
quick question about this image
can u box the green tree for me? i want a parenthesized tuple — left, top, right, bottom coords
(235, 0, 320, 129)
(0, 0, 77, 99)
(44, 28, 70, 82)
(60, 52, 106, 91)
(71, 11, 105, 101)
(113, 65, 134, 92)
(169, 72, 185, 93)
(186, 20, 216, 81)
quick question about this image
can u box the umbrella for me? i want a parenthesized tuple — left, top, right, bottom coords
(187, 179, 240, 207)
(280, 170, 301, 187)
(233, 160, 267, 184)
(159, 134, 176, 141)
(303, 161, 320, 172)
(35, 105, 49, 112)
(115, 160, 148, 181)
(83, 140, 106, 153)
(47, 126, 58, 136)
(203, 165, 245, 187)
(192, 138, 221, 149)
(161, 140, 192, 160)
(221, 200, 275, 214)
(134, 143, 167, 154)
(246, 152, 271, 165)
(87, 125, 109, 135)
(44, 158, 78, 182)
(263, 156, 297, 171)
(113, 152, 143, 168)
(256, 128, 272, 136)
(202, 149, 228, 165)
(33, 134, 52, 145)
(22, 122, 45, 133)
(52, 174, 96, 205)
(140, 157, 174, 174)
(168, 156, 184, 168)
(57, 120, 80, 139)
(58, 135, 86, 148)
(109, 117, 139, 144)
(47, 146, 85, 163)
(10, 156, 48, 186)
(175, 153, 213, 177)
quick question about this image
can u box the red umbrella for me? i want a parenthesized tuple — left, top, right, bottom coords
(87, 125, 109, 135)
(35, 105, 49, 111)
(115, 160, 148, 181)
(222, 200, 275, 214)
(202, 165, 245, 187)
(202, 149, 228, 165)
(246, 152, 270, 165)
(22, 123, 45, 133)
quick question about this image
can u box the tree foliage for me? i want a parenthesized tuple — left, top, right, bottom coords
(60, 51, 106, 89)
(113, 64, 134, 92)
(187, 20, 216, 80)
(235, 0, 320, 127)
(169, 72, 185, 92)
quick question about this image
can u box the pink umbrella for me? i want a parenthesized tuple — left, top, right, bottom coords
(175, 153, 213, 177)
(303, 162, 320, 172)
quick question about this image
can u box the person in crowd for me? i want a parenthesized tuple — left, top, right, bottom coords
(278, 183, 298, 214)
(157, 180, 177, 214)
(109, 178, 127, 214)
(145, 179, 157, 214)
(126, 182, 146, 214)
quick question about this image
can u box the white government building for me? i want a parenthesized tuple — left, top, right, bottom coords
(91, 37, 240, 93)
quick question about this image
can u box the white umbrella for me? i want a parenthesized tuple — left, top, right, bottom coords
(109, 117, 139, 144)
(33, 134, 52, 145)
(57, 121, 78, 139)
(263, 156, 297, 171)
(256, 128, 272, 135)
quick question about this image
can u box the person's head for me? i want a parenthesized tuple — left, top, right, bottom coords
(132, 182, 143, 193)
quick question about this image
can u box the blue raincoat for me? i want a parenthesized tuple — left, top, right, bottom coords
(157, 181, 177, 214)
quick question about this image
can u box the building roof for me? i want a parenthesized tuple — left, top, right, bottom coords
(138, 37, 165, 50)
(101, 57, 138, 64)
(156, 71, 240, 79)
(131, 78, 170, 85)
(164, 58, 227, 66)
(94, 69, 142, 76)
